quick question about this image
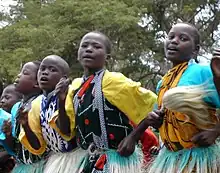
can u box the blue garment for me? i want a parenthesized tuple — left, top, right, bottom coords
(0, 103, 21, 156)
(156, 59, 220, 108)
(11, 102, 21, 137)
(40, 94, 76, 153)
(0, 108, 12, 141)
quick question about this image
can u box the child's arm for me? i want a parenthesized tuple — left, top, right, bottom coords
(211, 48, 220, 95)
(191, 51, 220, 146)
(19, 97, 46, 155)
(49, 78, 82, 141)
(191, 122, 220, 146)
(2, 120, 14, 151)
(18, 110, 41, 150)
(54, 77, 71, 136)
(117, 109, 164, 156)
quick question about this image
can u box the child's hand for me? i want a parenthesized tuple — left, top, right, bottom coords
(2, 120, 12, 137)
(149, 146, 160, 155)
(17, 107, 28, 126)
(191, 129, 219, 147)
(146, 109, 165, 129)
(117, 135, 136, 157)
(55, 77, 70, 101)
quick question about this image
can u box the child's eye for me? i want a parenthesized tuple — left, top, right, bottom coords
(22, 70, 29, 75)
(180, 35, 189, 41)
(50, 68, 57, 72)
(168, 35, 174, 40)
(81, 44, 87, 48)
(4, 95, 10, 100)
(94, 45, 102, 49)
(40, 66, 45, 71)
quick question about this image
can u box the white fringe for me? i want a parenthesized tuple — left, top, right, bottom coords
(43, 148, 87, 173)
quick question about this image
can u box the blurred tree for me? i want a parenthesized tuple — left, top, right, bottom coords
(0, 0, 220, 91)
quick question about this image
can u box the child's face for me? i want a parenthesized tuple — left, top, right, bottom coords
(14, 62, 38, 95)
(78, 32, 107, 71)
(38, 57, 63, 93)
(0, 85, 20, 113)
(164, 23, 196, 65)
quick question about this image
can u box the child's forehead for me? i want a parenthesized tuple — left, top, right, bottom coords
(81, 33, 106, 45)
(2, 86, 15, 94)
(41, 58, 64, 73)
(169, 24, 195, 36)
(22, 62, 37, 71)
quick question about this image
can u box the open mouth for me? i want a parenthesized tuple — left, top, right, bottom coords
(14, 79, 19, 85)
(82, 55, 94, 60)
(167, 47, 178, 52)
(40, 77, 49, 83)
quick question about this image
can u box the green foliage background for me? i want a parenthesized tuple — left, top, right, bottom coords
(1, 0, 220, 91)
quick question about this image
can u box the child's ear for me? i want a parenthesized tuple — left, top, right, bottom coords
(192, 44, 200, 57)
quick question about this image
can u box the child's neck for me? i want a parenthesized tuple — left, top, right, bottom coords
(84, 67, 104, 77)
(43, 89, 55, 97)
(23, 91, 40, 102)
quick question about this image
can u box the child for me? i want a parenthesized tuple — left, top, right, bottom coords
(1, 61, 45, 173)
(0, 84, 22, 172)
(19, 55, 78, 173)
(50, 31, 157, 172)
(123, 23, 220, 173)
(0, 84, 22, 113)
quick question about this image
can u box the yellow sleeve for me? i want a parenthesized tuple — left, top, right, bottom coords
(102, 71, 157, 125)
(19, 96, 47, 155)
(49, 78, 82, 141)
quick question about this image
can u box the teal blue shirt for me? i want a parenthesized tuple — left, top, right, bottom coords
(156, 59, 220, 108)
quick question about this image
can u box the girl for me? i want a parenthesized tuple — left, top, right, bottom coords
(0, 84, 22, 172)
(1, 61, 46, 173)
(50, 31, 157, 173)
(19, 55, 78, 173)
(124, 23, 220, 173)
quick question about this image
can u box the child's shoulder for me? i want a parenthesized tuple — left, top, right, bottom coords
(103, 70, 139, 85)
(186, 62, 213, 82)
(70, 78, 83, 91)
(188, 61, 211, 75)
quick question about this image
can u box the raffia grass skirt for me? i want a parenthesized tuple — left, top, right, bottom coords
(146, 143, 220, 173)
(44, 146, 144, 173)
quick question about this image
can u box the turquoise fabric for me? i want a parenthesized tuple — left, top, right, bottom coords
(156, 59, 220, 108)
(11, 159, 45, 173)
(0, 108, 11, 141)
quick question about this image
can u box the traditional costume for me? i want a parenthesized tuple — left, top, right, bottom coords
(50, 70, 157, 173)
(148, 59, 220, 173)
(19, 94, 78, 173)
(0, 96, 47, 173)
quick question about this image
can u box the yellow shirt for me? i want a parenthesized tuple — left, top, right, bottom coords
(19, 70, 157, 155)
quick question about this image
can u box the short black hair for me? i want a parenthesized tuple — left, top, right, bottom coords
(89, 31, 112, 55)
(42, 55, 70, 75)
(32, 60, 41, 79)
(3, 84, 23, 100)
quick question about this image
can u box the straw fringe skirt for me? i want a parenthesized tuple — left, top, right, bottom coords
(146, 143, 220, 173)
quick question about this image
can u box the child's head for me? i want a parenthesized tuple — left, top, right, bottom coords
(164, 23, 200, 66)
(38, 55, 69, 94)
(78, 31, 111, 73)
(0, 84, 22, 113)
(14, 61, 41, 95)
